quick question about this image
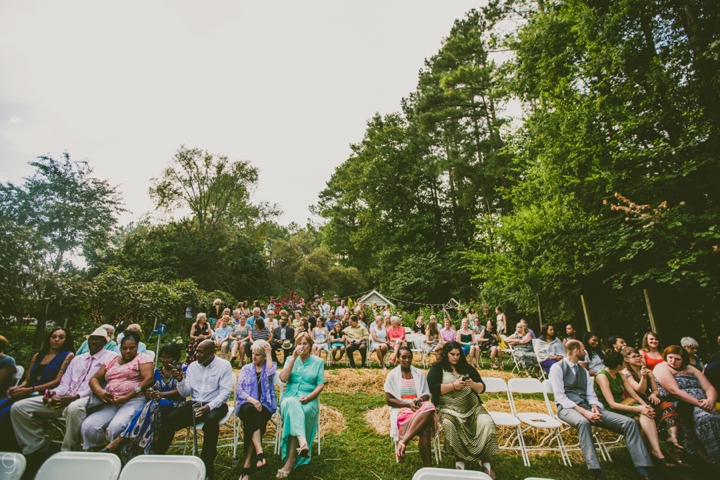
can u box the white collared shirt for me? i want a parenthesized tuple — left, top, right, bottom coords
(178, 356, 234, 410)
(548, 358, 602, 410)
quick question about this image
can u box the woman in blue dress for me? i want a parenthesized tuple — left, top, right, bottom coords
(103, 342, 185, 462)
(276, 332, 325, 478)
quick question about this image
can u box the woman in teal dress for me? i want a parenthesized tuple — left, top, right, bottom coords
(276, 332, 325, 478)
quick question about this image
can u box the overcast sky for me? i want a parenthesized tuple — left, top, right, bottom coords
(1, 0, 491, 228)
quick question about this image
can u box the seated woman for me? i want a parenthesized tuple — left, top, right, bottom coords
(0, 328, 74, 451)
(82, 332, 154, 451)
(186, 313, 213, 365)
(579, 331, 606, 376)
(384, 346, 436, 466)
(423, 319, 443, 358)
(114, 324, 147, 354)
(235, 340, 277, 480)
(456, 318, 480, 368)
(213, 315, 233, 358)
(0, 335, 15, 400)
(640, 332, 664, 371)
(276, 332, 325, 478)
(655, 345, 720, 467)
(505, 323, 539, 378)
(103, 343, 185, 462)
(535, 324, 565, 374)
(387, 316, 407, 365)
(427, 341, 498, 476)
(412, 316, 426, 335)
(594, 349, 673, 467)
(681, 337, 703, 371)
(622, 346, 685, 465)
(293, 318, 309, 339)
(329, 323, 346, 365)
(370, 315, 389, 369)
(311, 323, 329, 358)
(476, 320, 501, 370)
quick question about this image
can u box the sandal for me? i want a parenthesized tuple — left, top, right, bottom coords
(396, 442, 406, 462)
(256, 452, 267, 469)
(276, 468, 292, 479)
(239, 467, 251, 480)
(651, 453, 675, 468)
(482, 462, 496, 479)
(296, 443, 309, 458)
(455, 461, 465, 470)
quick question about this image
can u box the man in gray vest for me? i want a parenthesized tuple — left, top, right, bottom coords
(549, 340, 654, 479)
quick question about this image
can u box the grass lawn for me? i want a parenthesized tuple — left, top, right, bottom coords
(204, 373, 716, 480)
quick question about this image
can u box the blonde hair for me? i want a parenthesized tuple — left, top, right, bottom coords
(295, 331, 312, 346)
(125, 324, 143, 338)
(213, 298, 222, 305)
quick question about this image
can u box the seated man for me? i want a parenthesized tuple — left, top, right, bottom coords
(549, 340, 654, 480)
(155, 340, 234, 480)
(271, 315, 295, 364)
(11, 327, 118, 460)
(343, 315, 369, 368)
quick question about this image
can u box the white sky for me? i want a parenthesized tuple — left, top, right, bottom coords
(0, 0, 494, 228)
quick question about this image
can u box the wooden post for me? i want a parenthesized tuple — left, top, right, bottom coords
(580, 295, 592, 332)
(537, 294, 544, 328)
(643, 289, 658, 333)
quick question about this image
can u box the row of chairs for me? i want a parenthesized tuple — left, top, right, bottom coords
(0, 452, 206, 480)
(482, 377, 622, 467)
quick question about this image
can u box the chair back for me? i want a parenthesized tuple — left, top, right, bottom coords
(35, 452, 121, 480)
(119, 456, 204, 480)
(12, 365, 24, 386)
(508, 378, 544, 394)
(0, 452, 26, 480)
(482, 376, 509, 394)
(412, 467, 492, 479)
(405, 334, 423, 349)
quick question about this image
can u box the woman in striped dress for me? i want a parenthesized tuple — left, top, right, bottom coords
(427, 341, 498, 477)
(384, 346, 437, 466)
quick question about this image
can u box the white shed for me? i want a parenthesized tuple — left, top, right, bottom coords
(358, 289, 395, 307)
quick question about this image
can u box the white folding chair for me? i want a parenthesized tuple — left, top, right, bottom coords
(405, 334, 425, 366)
(35, 452, 121, 480)
(183, 371, 236, 456)
(500, 335, 521, 374)
(12, 365, 24, 386)
(412, 467, 491, 480)
(233, 374, 281, 459)
(0, 452, 26, 480)
(273, 375, 322, 456)
(387, 406, 443, 465)
(482, 377, 530, 466)
(542, 379, 611, 464)
(145, 350, 156, 362)
(507, 378, 570, 466)
(119, 455, 204, 480)
(531, 339, 547, 381)
(474, 334, 487, 369)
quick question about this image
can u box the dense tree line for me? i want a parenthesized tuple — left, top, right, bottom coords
(319, 1, 720, 349)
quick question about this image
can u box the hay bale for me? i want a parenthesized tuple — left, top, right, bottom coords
(324, 369, 388, 394)
(366, 407, 390, 436)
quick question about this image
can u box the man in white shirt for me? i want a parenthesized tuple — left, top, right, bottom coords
(549, 340, 653, 480)
(11, 327, 118, 456)
(335, 299, 348, 318)
(155, 340, 234, 480)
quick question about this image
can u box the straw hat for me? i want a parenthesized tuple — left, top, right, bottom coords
(282, 340, 293, 349)
(86, 327, 110, 342)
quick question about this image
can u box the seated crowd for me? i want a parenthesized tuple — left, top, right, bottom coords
(1, 302, 720, 480)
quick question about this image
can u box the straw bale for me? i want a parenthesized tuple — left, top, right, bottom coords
(324, 369, 388, 394)
(365, 407, 390, 436)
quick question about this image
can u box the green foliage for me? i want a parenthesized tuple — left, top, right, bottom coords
(93, 219, 269, 300)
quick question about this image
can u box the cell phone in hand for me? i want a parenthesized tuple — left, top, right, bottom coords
(461, 375, 470, 381)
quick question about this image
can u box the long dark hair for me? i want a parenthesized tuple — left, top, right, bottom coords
(34, 327, 75, 368)
(435, 341, 473, 374)
(582, 332, 604, 360)
(540, 323, 554, 341)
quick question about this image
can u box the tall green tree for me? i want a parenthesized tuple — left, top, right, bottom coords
(0, 153, 124, 346)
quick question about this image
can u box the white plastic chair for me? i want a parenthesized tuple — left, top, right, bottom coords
(12, 365, 24, 386)
(119, 455, 204, 480)
(482, 377, 529, 466)
(412, 467, 492, 480)
(500, 335, 521, 374)
(233, 374, 281, 459)
(0, 452, 26, 480)
(507, 378, 570, 466)
(542, 379, 611, 464)
(35, 452, 121, 480)
(183, 371, 236, 456)
(530, 339, 548, 381)
(405, 334, 425, 365)
(273, 375, 321, 456)
(387, 406, 443, 465)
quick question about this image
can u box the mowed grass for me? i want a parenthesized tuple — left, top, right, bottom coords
(209, 390, 714, 480)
